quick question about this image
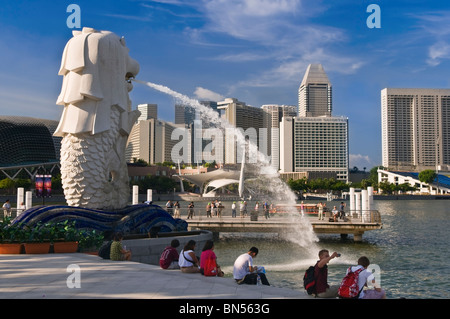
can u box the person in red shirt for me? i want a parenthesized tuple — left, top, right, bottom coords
(159, 239, 180, 269)
(314, 249, 340, 298)
(200, 240, 224, 277)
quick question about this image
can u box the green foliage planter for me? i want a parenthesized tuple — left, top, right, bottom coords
(0, 217, 25, 254)
(0, 217, 104, 255)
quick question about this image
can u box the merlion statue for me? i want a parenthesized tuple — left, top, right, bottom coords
(54, 27, 140, 210)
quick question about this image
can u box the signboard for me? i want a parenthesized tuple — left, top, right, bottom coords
(35, 175, 52, 198)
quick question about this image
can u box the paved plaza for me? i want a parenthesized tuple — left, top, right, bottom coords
(0, 253, 311, 299)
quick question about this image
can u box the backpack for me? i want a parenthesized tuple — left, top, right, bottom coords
(203, 257, 218, 276)
(338, 267, 364, 298)
(98, 240, 112, 259)
(303, 265, 316, 295)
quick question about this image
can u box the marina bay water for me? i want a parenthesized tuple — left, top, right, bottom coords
(155, 199, 449, 299)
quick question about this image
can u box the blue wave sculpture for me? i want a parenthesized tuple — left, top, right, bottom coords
(12, 204, 188, 234)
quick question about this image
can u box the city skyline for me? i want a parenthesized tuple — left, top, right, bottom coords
(1, 1, 450, 170)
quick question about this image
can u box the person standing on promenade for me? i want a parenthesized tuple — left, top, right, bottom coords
(300, 201, 305, 217)
(165, 200, 173, 216)
(231, 201, 237, 218)
(239, 201, 245, 218)
(187, 202, 195, 219)
(206, 202, 212, 218)
(174, 201, 181, 218)
(314, 249, 340, 298)
(263, 202, 269, 219)
(211, 200, 217, 217)
(317, 202, 324, 220)
(339, 201, 346, 220)
(217, 201, 223, 218)
(2, 199, 11, 218)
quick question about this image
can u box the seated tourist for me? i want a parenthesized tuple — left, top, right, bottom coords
(159, 239, 180, 269)
(110, 232, 131, 261)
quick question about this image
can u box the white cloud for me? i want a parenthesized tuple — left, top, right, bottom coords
(427, 41, 450, 66)
(412, 11, 450, 67)
(349, 154, 373, 170)
(184, 0, 362, 88)
(193, 87, 224, 101)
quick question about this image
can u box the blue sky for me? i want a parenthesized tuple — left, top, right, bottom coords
(1, 0, 449, 169)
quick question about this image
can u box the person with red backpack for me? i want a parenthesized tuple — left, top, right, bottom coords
(338, 256, 386, 299)
(200, 240, 224, 277)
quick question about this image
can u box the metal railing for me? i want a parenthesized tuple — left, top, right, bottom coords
(346, 210, 381, 223)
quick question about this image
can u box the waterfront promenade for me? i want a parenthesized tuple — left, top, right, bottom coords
(0, 253, 310, 299)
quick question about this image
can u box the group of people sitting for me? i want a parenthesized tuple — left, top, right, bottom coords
(109, 234, 384, 298)
(160, 239, 224, 276)
(159, 240, 270, 286)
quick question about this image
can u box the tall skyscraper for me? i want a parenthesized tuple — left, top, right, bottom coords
(298, 64, 332, 117)
(381, 88, 450, 171)
(280, 63, 349, 181)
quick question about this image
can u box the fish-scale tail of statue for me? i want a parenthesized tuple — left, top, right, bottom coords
(60, 107, 130, 210)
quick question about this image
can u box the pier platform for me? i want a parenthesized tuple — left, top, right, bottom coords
(187, 213, 382, 241)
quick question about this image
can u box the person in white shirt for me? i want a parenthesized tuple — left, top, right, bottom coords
(233, 247, 270, 285)
(346, 256, 386, 299)
(179, 240, 200, 273)
(231, 202, 236, 218)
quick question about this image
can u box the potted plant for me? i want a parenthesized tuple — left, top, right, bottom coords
(78, 229, 104, 254)
(23, 222, 52, 254)
(52, 220, 80, 253)
(0, 217, 24, 254)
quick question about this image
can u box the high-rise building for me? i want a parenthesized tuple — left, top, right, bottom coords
(279, 63, 349, 181)
(126, 118, 189, 165)
(137, 104, 158, 121)
(298, 64, 332, 117)
(280, 116, 294, 173)
(293, 116, 349, 181)
(217, 98, 267, 164)
(175, 101, 219, 127)
(261, 104, 297, 170)
(381, 88, 450, 171)
(175, 104, 196, 126)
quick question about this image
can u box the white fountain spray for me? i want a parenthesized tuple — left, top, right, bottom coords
(134, 79, 319, 249)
